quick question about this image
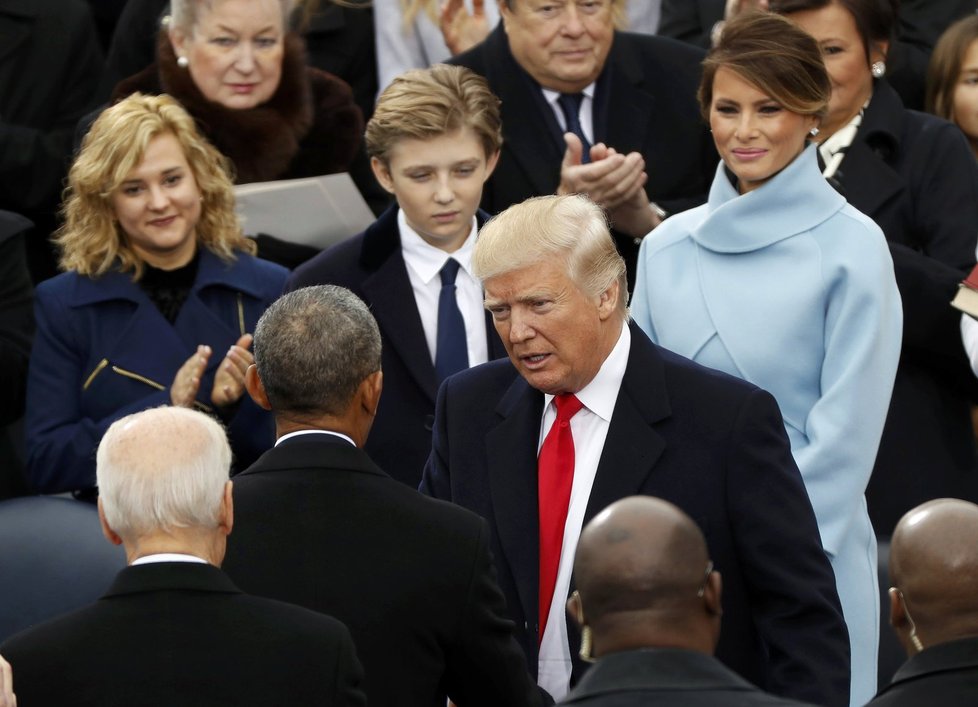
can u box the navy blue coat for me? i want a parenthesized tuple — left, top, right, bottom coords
(25, 249, 288, 493)
(421, 323, 851, 707)
(287, 205, 507, 487)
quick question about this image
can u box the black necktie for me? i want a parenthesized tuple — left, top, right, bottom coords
(435, 258, 468, 382)
(557, 92, 591, 164)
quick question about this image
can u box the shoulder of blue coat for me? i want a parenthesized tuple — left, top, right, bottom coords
(640, 205, 709, 258)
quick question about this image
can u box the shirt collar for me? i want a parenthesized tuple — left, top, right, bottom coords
(131, 553, 209, 566)
(542, 82, 597, 105)
(398, 209, 478, 285)
(544, 322, 629, 422)
(275, 429, 356, 447)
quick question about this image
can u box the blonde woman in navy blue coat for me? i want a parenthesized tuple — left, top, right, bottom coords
(25, 94, 287, 497)
(632, 14, 902, 706)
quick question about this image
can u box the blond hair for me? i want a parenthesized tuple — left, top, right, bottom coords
(58, 93, 254, 279)
(170, 0, 296, 35)
(367, 64, 502, 162)
(473, 194, 628, 318)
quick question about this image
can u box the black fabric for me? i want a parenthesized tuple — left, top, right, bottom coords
(137, 252, 199, 325)
(869, 637, 978, 706)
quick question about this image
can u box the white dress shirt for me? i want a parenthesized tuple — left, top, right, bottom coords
(536, 323, 630, 700)
(543, 82, 597, 146)
(131, 553, 208, 566)
(399, 210, 489, 369)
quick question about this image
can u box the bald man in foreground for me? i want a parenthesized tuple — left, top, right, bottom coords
(1, 407, 365, 707)
(560, 496, 813, 706)
(870, 498, 978, 705)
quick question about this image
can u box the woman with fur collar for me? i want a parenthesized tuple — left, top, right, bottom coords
(108, 0, 374, 265)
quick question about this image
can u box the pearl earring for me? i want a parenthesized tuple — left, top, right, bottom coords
(809, 127, 820, 137)
(177, 55, 189, 69)
(871, 61, 886, 78)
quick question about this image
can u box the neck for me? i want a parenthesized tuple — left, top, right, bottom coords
(123, 528, 223, 566)
(274, 413, 363, 447)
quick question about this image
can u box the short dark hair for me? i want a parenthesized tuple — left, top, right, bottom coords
(253, 286, 382, 416)
(699, 12, 831, 121)
(770, 0, 898, 63)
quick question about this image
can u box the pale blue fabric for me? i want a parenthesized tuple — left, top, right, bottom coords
(632, 144, 902, 707)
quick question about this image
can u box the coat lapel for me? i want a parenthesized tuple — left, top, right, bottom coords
(486, 375, 545, 625)
(598, 36, 655, 156)
(584, 324, 671, 524)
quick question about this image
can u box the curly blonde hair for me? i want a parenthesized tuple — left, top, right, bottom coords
(57, 93, 255, 279)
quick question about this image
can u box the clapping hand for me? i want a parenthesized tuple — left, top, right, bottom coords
(439, 0, 490, 55)
(210, 333, 254, 409)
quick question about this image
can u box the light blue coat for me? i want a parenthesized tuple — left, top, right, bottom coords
(632, 145, 902, 706)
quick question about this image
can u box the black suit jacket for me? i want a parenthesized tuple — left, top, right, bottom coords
(421, 323, 850, 706)
(560, 649, 814, 706)
(286, 205, 508, 487)
(0, 562, 365, 706)
(841, 82, 978, 536)
(222, 436, 546, 707)
(868, 637, 978, 706)
(450, 27, 717, 276)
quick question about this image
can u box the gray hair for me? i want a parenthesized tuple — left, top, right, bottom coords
(253, 285, 382, 416)
(169, 0, 296, 36)
(97, 406, 231, 538)
(473, 194, 628, 318)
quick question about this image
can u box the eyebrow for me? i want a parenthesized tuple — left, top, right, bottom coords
(215, 24, 277, 34)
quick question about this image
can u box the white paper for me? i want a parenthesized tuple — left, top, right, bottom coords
(234, 173, 374, 249)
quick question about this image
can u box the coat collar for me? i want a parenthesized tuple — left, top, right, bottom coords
(239, 434, 389, 481)
(485, 322, 671, 625)
(103, 562, 241, 599)
(883, 637, 978, 689)
(563, 648, 763, 701)
(69, 248, 268, 307)
(694, 145, 845, 253)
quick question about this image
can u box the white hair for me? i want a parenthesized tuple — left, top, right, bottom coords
(169, 0, 296, 36)
(96, 406, 231, 539)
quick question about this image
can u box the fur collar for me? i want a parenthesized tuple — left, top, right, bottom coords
(114, 33, 315, 184)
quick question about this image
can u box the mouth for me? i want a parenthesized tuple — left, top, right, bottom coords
(432, 211, 459, 223)
(148, 215, 177, 227)
(228, 84, 257, 94)
(556, 48, 591, 60)
(519, 353, 551, 369)
(731, 148, 767, 161)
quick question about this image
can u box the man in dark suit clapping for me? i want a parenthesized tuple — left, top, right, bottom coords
(223, 285, 547, 707)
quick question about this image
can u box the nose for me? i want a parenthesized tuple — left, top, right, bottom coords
(508, 309, 535, 343)
(560, 4, 586, 36)
(735, 112, 758, 140)
(434, 174, 454, 205)
(147, 185, 168, 211)
(233, 43, 256, 73)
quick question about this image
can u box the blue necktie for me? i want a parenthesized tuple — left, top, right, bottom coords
(435, 258, 468, 382)
(557, 93, 591, 164)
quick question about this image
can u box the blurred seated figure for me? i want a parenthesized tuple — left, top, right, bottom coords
(560, 496, 813, 706)
(102, 0, 382, 266)
(0, 212, 34, 500)
(0, 0, 103, 283)
(869, 498, 978, 705)
(927, 14, 978, 160)
(2, 406, 366, 707)
(96, 0, 378, 123)
(25, 94, 287, 497)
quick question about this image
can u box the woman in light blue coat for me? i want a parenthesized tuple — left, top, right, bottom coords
(632, 14, 902, 706)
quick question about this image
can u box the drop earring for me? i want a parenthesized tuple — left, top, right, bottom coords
(871, 61, 886, 78)
(177, 55, 189, 69)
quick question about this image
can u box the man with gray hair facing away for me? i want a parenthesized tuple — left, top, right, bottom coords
(1, 406, 365, 707)
(222, 285, 546, 707)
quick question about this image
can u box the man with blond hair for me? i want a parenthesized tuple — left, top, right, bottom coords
(421, 194, 850, 705)
(1, 406, 365, 707)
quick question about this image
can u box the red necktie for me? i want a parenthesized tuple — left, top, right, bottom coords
(538, 393, 583, 643)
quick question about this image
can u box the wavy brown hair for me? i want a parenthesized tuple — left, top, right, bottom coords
(927, 15, 978, 122)
(57, 93, 255, 279)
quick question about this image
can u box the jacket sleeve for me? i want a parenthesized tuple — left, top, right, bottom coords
(726, 387, 851, 707)
(24, 284, 170, 493)
(792, 222, 903, 556)
(444, 518, 551, 707)
(419, 377, 453, 500)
